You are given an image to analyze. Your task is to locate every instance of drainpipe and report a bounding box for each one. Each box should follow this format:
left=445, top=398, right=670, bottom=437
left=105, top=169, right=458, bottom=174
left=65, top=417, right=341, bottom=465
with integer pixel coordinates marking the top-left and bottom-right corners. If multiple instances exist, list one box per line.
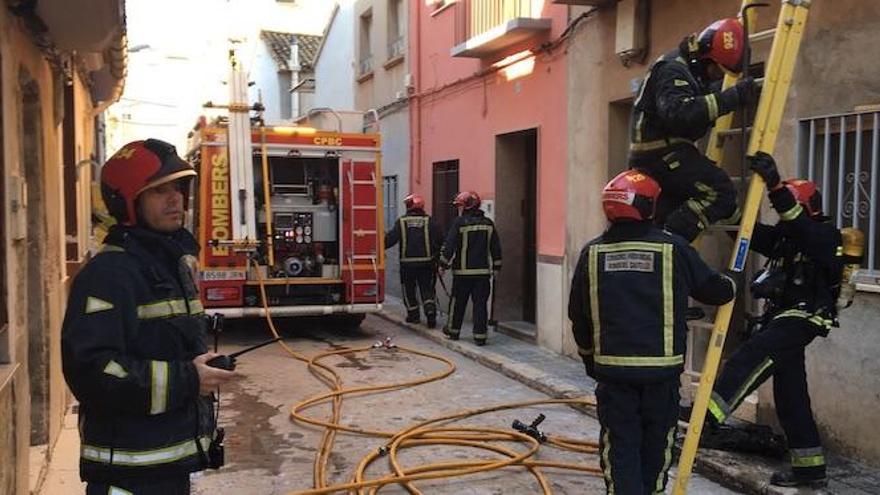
left=409, top=0, right=422, bottom=192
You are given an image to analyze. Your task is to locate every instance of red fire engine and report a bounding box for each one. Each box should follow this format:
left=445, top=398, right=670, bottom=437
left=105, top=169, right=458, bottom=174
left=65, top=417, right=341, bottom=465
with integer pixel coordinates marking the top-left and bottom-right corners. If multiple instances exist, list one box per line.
left=186, top=54, right=384, bottom=325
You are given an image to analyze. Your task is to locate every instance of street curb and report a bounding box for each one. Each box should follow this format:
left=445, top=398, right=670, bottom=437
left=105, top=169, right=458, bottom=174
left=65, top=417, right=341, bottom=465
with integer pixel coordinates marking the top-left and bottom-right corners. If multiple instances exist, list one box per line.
left=375, top=309, right=801, bottom=495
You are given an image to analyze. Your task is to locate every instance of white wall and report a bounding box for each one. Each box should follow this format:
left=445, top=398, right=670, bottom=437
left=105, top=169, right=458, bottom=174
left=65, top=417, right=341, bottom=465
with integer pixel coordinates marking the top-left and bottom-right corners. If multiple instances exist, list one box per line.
left=249, top=40, right=284, bottom=124
left=314, top=2, right=355, bottom=110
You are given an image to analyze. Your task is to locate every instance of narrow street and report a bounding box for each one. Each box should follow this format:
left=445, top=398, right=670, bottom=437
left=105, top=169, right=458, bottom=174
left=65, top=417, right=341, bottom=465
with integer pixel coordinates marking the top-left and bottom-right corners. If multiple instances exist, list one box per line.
left=190, top=315, right=737, bottom=494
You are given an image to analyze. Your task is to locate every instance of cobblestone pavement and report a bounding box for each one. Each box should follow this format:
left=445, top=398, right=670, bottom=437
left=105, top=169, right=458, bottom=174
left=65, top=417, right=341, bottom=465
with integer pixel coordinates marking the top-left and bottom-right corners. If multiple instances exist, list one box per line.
left=191, top=315, right=739, bottom=494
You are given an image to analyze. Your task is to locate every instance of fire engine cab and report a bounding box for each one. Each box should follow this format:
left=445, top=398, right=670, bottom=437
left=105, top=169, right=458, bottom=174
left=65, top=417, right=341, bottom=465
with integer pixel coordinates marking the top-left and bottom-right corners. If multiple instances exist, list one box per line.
left=186, top=53, right=384, bottom=324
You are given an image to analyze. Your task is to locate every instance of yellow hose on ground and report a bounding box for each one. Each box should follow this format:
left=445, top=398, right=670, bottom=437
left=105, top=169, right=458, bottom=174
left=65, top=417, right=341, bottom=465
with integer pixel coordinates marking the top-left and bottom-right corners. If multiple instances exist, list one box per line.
left=246, top=259, right=601, bottom=494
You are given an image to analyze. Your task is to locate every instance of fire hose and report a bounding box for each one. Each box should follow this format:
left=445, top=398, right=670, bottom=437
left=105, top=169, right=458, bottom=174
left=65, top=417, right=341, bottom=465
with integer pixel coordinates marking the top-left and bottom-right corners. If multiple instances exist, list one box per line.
left=242, top=258, right=601, bottom=494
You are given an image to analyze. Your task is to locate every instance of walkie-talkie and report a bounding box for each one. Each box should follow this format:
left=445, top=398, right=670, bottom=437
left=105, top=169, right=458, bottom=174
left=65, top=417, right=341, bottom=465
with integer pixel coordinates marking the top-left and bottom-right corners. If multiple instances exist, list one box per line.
left=205, top=337, right=283, bottom=370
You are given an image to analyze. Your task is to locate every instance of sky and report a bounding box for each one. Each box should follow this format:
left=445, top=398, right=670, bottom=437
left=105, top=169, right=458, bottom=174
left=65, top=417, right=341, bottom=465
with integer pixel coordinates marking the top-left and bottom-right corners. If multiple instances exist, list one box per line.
left=107, top=0, right=336, bottom=153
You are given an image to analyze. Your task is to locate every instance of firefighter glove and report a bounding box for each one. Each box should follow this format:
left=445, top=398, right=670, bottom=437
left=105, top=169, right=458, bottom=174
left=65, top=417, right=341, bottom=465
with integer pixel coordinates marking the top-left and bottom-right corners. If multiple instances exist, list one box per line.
left=734, top=76, right=758, bottom=105
left=748, top=151, right=780, bottom=189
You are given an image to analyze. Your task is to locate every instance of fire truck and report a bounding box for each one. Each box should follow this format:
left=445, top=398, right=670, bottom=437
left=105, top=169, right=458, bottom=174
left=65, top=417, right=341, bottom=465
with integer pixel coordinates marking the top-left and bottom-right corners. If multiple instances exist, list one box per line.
left=186, top=54, right=384, bottom=325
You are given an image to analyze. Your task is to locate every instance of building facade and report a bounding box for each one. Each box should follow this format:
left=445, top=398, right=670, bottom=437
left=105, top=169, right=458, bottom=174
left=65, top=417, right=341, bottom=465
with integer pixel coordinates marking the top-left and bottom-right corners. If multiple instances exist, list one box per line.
left=0, top=1, right=126, bottom=492
left=352, top=0, right=410, bottom=300
left=408, top=0, right=569, bottom=343
left=563, top=0, right=880, bottom=467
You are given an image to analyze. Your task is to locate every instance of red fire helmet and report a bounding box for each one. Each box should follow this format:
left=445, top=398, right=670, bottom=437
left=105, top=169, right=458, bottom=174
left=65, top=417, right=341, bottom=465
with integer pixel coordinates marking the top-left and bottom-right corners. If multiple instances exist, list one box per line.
left=697, top=18, right=745, bottom=73
left=783, top=179, right=823, bottom=218
left=100, top=139, right=196, bottom=225
left=404, top=193, right=425, bottom=210
left=453, top=191, right=481, bottom=210
left=602, top=170, right=661, bottom=222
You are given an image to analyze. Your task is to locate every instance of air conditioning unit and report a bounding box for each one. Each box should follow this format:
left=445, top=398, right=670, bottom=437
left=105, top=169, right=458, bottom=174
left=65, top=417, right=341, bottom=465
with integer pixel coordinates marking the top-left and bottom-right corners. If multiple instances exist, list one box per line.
left=615, top=0, right=648, bottom=67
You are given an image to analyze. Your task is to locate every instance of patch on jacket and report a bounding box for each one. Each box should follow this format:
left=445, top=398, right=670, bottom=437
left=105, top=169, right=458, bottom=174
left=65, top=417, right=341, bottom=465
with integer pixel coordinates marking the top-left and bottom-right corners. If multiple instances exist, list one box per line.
left=604, top=251, right=655, bottom=273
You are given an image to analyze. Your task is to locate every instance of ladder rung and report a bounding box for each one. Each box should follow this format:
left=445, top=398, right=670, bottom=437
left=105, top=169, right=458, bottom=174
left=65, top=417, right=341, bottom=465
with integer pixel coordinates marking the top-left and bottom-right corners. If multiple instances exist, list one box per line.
left=705, top=224, right=742, bottom=233
left=353, top=205, right=377, bottom=210
left=354, top=230, right=377, bottom=236
left=716, top=127, right=753, bottom=138
left=352, top=280, right=378, bottom=285
left=749, top=28, right=775, bottom=43
left=352, top=180, right=375, bottom=185
left=352, top=255, right=376, bottom=260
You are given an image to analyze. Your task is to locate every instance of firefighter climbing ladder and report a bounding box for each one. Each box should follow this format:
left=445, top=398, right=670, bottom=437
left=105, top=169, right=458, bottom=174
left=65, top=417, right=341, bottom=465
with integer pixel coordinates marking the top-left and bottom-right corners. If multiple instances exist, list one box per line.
left=674, top=1, right=813, bottom=492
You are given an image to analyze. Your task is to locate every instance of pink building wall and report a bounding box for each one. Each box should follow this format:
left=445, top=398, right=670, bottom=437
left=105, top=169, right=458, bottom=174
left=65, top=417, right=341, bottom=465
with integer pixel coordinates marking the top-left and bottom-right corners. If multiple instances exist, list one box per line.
left=409, top=2, right=569, bottom=257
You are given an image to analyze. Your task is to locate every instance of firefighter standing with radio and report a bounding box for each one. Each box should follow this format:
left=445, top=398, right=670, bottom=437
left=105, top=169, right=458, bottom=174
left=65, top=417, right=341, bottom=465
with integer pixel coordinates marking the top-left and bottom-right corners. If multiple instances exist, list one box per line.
left=439, top=191, right=502, bottom=346
left=385, top=194, right=443, bottom=327
left=62, top=139, right=238, bottom=494
left=629, top=18, right=759, bottom=242
left=568, top=170, right=735, bottom=494
left=704, top=152, right=850, bottom=488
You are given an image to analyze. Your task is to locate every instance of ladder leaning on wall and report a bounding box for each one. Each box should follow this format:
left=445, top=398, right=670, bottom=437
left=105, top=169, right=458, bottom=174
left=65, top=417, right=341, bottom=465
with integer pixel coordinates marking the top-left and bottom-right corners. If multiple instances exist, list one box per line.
left=674, top=1, right=814, bottom=493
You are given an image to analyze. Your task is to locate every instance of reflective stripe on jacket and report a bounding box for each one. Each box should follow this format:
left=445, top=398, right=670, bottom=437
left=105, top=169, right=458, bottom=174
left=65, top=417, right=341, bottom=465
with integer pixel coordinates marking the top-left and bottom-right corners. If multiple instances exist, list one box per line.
left=440, top=209, right=502, bottom=276
left=62, top=225, right=215, bottom=481
left=568, top=222, right=734, bottom=384
left=384, top=209, right=443, bottom=264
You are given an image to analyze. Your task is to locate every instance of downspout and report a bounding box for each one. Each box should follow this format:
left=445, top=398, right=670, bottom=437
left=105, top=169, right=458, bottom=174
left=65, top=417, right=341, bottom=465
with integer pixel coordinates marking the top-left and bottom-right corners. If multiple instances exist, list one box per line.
left=409, top=0, right=422, bottom=191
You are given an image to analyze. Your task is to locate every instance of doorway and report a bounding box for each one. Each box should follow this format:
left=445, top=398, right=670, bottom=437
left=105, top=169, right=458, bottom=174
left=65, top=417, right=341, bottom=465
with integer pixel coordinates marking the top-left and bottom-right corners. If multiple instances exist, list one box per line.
left=494, top=129, right=537, bottom=325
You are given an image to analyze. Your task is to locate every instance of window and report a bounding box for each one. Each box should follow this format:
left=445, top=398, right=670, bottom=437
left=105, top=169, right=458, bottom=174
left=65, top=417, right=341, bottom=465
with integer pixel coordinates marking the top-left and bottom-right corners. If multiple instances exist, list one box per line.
left=798, top=110, right=880, bottom=280
left=358, top=10, right=373, bottom=77
left=432, top=160, right=460, bottom=237
left=387, top=0, right=405, bottom=60
left=279, top=70, right=293, bottom=120
left=383, top=175, right=398, bottom=227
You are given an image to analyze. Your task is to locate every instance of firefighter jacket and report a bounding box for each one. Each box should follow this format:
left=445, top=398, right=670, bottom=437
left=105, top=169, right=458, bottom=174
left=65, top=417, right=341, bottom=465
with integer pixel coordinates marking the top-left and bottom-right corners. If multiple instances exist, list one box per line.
left=749, top=187, right=844, bottom=336
left=630, top=49, right=740, bottom=159
left=439, top=209, right=502, bottom=276
left=62, top=225, right=215, bottom=483
left=568, top=221, right=735, bottom=384
left=385, top=208, right=443, bottom=266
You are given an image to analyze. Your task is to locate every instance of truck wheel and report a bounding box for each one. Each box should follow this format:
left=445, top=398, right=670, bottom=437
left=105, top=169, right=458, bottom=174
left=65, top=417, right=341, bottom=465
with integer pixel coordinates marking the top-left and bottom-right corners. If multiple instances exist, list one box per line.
left=336, top=314, right=366, bottom=330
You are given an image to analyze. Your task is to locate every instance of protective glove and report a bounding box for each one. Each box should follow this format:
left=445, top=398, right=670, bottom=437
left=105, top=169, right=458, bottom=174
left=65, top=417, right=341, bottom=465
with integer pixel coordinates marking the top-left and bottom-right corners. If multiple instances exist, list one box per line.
left=734, top=76, right=758, bottom=105
left=748, top=151, right=781, bottom=189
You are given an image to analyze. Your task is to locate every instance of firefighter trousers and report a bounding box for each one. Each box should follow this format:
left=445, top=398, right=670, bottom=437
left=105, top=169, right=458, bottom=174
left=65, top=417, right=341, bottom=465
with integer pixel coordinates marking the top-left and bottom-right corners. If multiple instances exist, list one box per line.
left=400, top=264, right=437, bottom=322
left=445, top=275, right=490, bottom=342
left=596, top=379, right=679, bottom=495
left=709, top=316, right=826, bottom=478
left=631, top=145, right=738, bottom=242
left=86, top=475, right=191, bottom=495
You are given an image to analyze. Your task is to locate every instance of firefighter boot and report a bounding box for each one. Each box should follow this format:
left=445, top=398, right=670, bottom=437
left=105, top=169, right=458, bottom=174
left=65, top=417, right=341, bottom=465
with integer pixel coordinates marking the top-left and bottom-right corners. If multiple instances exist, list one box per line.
left=474, top=338, right=487, bottom=346
left=426, top=314, right=437, bottom=329
left=770, top=470, right=827, bottom=488
left=443, top=326, right=459, bottom=340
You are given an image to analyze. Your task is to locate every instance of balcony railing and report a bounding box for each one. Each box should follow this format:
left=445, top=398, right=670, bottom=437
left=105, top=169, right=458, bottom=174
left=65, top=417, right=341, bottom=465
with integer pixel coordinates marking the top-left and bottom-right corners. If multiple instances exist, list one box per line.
left=387, top=35, right=405, bottom=60
left=358, top=55, right=373, bottom=77
left=455, top=0, right=540, bottom=44
left=452, top=0, right=550, bottom=59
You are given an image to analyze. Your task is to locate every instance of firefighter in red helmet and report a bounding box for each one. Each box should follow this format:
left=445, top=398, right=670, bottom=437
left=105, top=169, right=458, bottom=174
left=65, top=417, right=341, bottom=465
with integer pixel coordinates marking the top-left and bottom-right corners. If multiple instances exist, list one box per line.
left=385, top=193, right=443, bottom=327
left=629, top=18, right=759, bottom=242
left=62, top=139, right=237, bottom=494
left=704, top=152, right=846, bottom=488
left=439, top=191, right=501, bottom=345
left=568, top=170, right=734, bottom=493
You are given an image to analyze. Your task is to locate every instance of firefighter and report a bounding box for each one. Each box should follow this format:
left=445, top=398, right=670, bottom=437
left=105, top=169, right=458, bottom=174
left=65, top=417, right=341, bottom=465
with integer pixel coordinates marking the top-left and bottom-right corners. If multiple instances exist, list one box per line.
left=705, top=152, right=843, bottom=488
left=62, top=139, right=238, bottom=495
left=385, top=193, right=443, bottom=327
left=568, top=170, right=735, bottom=494
left=439, top=191, right=502, bottom=346
left=629, top=18, right=759, bottom=242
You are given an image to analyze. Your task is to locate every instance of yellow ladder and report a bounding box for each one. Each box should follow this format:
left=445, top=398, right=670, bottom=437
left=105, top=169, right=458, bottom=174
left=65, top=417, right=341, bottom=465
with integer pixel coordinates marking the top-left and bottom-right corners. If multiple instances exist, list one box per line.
left=674, top=1, right=813, bottom=492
